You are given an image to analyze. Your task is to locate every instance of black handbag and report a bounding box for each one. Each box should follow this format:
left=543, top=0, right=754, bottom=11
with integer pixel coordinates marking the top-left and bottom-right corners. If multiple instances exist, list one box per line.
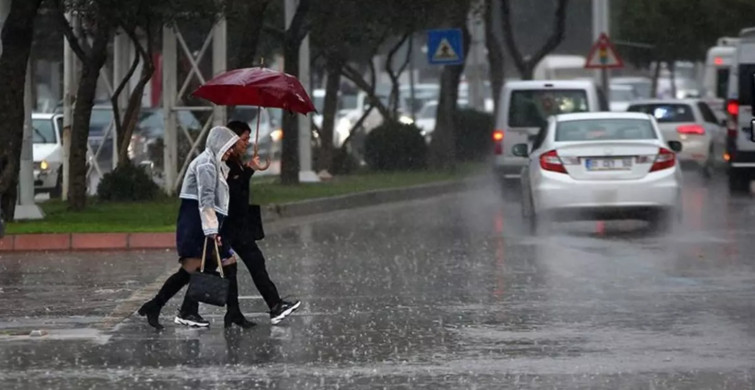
left=186, top=237, right=230, bottom=307
left=247, top=204, right=265, bottom=241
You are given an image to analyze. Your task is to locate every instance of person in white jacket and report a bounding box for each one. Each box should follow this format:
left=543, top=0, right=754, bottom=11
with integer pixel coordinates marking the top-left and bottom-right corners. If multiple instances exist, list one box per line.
left=138, top=126, right=239, bottom=330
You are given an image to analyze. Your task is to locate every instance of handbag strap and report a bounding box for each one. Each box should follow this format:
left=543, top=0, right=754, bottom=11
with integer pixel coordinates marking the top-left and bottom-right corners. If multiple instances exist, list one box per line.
left=200, top=236, right=226, bottom=278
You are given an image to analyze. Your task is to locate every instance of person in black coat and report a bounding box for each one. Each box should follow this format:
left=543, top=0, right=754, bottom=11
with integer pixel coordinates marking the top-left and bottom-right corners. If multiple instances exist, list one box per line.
left=224, top=120, right=301, bottom=326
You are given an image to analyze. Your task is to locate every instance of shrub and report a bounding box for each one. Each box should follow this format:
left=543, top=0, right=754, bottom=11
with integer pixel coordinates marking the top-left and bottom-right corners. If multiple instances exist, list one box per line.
left=97, top=163, right=160, bottom=201
left=364, top=121, right=427, bottom=171
left=454, top=109, right=494, bottom=162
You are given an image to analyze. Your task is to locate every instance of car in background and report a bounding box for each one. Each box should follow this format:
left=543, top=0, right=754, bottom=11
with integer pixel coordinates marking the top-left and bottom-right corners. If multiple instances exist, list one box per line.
left=228, top=106, right=282, bottom=159
left=627, top=99, right=725, bottom=177
left=414, top=99, right=469, bottom=143
left=513, top=112, right=683, bottom=232
left=32, top=113, right=64, bottom=197
left=609, top=84, right=639, bottom=111
left=493, top=79, right=609, bottom=181
left=128, top=108, right=204, bottom=168
left=533, top=54, right=593, bottom=80
left=611, top=76, right=653, bottom=99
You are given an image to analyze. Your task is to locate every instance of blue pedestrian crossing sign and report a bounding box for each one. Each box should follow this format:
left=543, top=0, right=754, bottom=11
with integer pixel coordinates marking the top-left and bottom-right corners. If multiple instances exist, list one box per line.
left=427, top=28, right=465, bottom=65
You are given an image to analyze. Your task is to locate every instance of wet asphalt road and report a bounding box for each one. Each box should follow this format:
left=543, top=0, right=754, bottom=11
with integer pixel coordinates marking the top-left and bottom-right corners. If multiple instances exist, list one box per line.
left=2, top=172, right=755, bottom=389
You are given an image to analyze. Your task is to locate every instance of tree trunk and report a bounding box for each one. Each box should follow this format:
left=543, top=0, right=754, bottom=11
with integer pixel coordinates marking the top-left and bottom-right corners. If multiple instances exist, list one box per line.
left=651, top=61, right=661, bottom=98
left=68, top=28, right=109, bottom=210
left=429, top=26, right=471, bottom=171
left=319, top=57, right=341, bottom=172
left=281, top=39, right=301, bottom=184
left=117, top=58, right=154, bottom=167
left=280, top=0, right=310, bottom=185
left=0, top=0, right=42, bottom=220
left=500, top=0, right=569, bottom=80
left=485, top=0, right=504, bottom=117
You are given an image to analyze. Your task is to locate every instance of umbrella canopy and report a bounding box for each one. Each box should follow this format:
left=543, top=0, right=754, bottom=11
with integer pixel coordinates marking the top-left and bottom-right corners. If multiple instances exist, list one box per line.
left=192, top=67, right=316, bottom=114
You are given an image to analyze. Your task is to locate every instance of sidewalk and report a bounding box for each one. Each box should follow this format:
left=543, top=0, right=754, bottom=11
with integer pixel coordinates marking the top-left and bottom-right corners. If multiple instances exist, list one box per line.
left=0, top=178, right=481, bottom=252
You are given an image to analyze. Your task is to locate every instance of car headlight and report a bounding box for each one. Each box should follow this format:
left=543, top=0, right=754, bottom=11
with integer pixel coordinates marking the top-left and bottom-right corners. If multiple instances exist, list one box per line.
left=40, top=160, right=49, bottom=171
left=399, top=115, right=414, bottom=125
left=270, top=129, right=283, bottom=142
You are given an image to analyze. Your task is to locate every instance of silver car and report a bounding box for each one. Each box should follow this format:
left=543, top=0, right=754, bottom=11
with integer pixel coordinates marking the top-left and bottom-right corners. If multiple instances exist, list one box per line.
left=513, top=112, right=683, bottom=233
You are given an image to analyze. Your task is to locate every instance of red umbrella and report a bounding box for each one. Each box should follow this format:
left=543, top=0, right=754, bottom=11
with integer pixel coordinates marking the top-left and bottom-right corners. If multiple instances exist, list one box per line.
left=192, top=67, right=316, bottom=114
left=192, top=67, right=316, bottom=157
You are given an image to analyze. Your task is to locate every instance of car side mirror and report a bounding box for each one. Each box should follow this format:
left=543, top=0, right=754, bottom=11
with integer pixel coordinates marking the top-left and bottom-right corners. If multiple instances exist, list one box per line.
left=668, top=140, right=683, bottom=153
left=512, top=143, right=529, bottom=157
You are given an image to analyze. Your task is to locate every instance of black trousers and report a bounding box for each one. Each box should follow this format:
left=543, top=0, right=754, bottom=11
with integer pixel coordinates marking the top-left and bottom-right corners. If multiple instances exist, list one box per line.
left=232, top=240, right=281, bottom=310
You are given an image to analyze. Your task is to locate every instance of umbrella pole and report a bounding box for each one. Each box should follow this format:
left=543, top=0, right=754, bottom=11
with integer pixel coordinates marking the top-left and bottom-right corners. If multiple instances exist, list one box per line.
left=254, top=106, right=260, bottom=158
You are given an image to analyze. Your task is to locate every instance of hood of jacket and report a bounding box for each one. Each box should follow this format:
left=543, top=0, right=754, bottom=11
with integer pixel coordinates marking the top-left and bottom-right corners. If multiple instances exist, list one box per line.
left=178, top=126, right=239, bottom=235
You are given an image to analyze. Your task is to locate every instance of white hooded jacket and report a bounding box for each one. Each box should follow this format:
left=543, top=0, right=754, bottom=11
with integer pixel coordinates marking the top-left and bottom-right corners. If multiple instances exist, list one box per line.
left=179, top=126, right=239, bottom=235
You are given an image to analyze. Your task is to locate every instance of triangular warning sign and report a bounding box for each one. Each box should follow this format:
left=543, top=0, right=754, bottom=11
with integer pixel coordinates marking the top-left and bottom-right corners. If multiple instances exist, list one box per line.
left=585, top=33, right=624, bottom=69
left=432, top=38, right=460, bottom=62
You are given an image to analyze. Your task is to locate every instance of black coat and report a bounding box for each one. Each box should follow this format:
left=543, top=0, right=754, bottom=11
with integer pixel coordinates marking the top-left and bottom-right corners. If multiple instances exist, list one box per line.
left=221, top=159, right=254, bottom=245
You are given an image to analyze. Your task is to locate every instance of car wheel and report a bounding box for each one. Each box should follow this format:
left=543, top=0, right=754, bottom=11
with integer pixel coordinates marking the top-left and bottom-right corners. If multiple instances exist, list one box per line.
left=728, top=170, right=750, bottom=193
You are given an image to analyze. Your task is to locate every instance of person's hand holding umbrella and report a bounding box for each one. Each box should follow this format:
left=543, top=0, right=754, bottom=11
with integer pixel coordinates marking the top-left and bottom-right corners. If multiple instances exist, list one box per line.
left=247, top=155, right=270, bottom=171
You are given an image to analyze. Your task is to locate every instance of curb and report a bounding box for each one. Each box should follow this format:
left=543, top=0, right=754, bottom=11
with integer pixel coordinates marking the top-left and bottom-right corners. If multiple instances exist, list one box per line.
left=0, top=178, right=484, bottom=252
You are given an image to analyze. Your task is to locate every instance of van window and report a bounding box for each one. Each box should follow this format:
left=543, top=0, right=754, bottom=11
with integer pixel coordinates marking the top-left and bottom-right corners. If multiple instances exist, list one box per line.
left=32, top=119, right=56, bottom=144
left=508, top=89, right=589, bottom=128
left=738, top=64, right=755, bottom=105
left=716, top=68, right=729, bottom=99
left=628, top=104, right=695, bottom=123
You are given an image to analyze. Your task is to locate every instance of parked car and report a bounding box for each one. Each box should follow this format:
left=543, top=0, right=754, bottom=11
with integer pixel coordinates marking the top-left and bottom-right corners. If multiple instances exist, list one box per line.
left=513, top=112, right=683, bottom=232
left=627, top=99, right=725, bottom=177
left=31, top=113, right=64, bottom=197
left=128, top=108, right=204, bottom=168
left=493, top=79, right=609, bottom=181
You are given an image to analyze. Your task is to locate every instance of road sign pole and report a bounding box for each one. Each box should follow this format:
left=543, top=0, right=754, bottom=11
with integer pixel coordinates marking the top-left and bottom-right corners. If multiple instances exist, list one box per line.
left=592, top=0, right=610, bottom=101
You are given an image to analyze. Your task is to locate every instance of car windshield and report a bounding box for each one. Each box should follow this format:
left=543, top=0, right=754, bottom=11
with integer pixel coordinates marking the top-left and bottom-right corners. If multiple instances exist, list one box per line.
left=32, top=118, right=56, bottom=144
left=509, top=89, right=589, bottom=128
left=556, top=118, right=657, bottom=141
left=419, top=103, right=437, bottom=119
left=628, top=104, right=695, bottom=123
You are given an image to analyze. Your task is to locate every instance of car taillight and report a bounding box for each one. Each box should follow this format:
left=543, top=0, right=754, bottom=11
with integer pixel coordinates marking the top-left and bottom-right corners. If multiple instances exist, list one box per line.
left=677, top=124, right=705, bottom=135
left=493, top=129, right=504, bottom=155
left=726, top=99, right=739, bottom=139
left=727, top=100, right=738, bottom=117
left=650, top=147, right=676, bottom=172
left=539, top=150, right=567, bottom=174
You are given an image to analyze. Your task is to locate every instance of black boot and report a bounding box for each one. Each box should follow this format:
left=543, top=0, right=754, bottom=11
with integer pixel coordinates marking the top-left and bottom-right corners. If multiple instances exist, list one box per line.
left=224, top=263, right=256, bottom=329
left=138, top=268, right=191, bottom=330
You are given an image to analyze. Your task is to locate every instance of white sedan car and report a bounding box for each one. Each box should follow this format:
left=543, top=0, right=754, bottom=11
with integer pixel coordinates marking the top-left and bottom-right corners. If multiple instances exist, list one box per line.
left=627, top=99, right=725, bottom=177
left=513, top=112, right=683, bottom=232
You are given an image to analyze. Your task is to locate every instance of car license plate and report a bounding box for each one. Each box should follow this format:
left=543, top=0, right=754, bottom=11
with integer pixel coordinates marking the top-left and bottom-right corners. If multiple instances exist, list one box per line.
left=585, top=157, right=632, bottom=171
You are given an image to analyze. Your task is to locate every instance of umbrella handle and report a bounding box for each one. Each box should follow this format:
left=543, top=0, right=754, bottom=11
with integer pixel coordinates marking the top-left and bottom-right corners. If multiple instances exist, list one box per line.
left=253, top=106, right=261, bottom=158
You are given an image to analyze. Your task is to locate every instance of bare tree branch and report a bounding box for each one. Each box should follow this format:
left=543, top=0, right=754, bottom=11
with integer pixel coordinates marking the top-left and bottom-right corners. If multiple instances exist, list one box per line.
left=529, top=0, right=569, bottom=67
left=49, top=1, right=90, bottom=61
left=384, top=33, right=410, bottom=116
left=499, top=0, right=526, bottom=75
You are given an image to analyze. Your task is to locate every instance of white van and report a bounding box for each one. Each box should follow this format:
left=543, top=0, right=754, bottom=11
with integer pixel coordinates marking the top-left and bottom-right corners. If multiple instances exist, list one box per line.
left=532, top=55, right=594, bottom=80
left=703, top=37, right=739, bottom=120
left=32, top=113, right=64, bottom=197
left=725, top=27, right=755, bottom=192
left=493, top=80, right=608, bottom=180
